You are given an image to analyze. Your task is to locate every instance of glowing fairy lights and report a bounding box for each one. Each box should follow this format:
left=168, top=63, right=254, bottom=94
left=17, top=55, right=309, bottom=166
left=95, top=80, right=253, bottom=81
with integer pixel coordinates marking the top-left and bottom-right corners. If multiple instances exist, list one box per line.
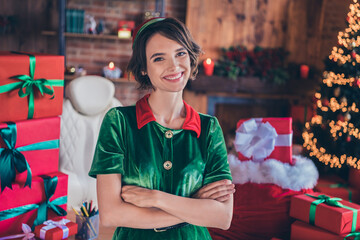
left=322, top=71, right=357, bottom=87
left=315, top=96, right=359, bottom=113
left=303, top=117, right=360, bottom=169
left=329, top=120, right=360, bottom=139
left=303, top=0, right=360, bottom=169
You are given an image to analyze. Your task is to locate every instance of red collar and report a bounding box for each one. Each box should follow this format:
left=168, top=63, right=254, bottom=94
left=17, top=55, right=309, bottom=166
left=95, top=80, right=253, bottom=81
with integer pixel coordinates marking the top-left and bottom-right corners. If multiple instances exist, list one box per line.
left=136, top=94, right=201, bottom=138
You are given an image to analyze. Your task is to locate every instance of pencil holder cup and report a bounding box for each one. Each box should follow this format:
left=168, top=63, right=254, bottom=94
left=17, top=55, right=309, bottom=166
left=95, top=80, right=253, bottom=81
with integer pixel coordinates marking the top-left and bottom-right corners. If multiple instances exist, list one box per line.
left=75, top=214, right=99, bottom=240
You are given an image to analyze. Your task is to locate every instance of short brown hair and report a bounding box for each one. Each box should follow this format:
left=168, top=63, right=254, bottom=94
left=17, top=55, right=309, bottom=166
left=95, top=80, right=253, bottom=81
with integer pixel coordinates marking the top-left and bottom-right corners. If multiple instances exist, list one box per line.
left=127, top=18, right=202, bottom=89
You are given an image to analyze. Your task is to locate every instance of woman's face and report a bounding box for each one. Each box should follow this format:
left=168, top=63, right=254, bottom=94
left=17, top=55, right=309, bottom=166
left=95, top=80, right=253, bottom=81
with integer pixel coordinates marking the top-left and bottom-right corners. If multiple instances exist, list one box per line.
left=145, top=33, right=191, bottom=93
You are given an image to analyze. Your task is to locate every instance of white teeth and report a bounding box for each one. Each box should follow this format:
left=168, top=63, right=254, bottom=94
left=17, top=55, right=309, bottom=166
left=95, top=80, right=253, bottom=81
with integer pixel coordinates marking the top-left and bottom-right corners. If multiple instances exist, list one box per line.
left=164, top=72, right=182, bottom=80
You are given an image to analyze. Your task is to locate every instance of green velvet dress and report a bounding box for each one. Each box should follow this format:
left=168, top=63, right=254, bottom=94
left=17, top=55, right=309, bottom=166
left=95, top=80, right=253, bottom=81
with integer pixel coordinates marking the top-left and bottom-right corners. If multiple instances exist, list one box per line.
left=89, top=96, right=232, bottom=240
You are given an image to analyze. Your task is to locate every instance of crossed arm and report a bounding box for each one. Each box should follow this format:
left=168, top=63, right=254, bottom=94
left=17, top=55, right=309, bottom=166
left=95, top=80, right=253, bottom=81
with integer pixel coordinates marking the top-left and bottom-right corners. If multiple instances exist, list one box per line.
left=97, top=173, right=235, bottom=230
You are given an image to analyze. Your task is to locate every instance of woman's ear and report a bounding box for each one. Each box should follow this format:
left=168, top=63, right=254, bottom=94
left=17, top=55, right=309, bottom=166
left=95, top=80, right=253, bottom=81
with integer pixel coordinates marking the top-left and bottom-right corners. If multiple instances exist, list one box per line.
left=141, top=71, right=147, bottom=76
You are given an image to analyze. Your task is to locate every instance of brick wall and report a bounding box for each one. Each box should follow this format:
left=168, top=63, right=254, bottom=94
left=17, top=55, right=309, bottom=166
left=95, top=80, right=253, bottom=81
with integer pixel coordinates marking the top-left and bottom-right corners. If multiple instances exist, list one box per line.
left=65, top=0, right=187, bottom=75
left=114, top=82, right=151, bottom=106
left=65, top=0, right=186, bottom=104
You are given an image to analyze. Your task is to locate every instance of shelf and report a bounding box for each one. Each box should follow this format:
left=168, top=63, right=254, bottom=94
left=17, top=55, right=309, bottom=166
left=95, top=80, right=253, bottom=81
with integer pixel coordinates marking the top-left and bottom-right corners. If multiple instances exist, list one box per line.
left=64, top=74, right=136, bottom=84
left=41, top=31, right=132, bottom=41
left=187, top=75, right=314, bottom=103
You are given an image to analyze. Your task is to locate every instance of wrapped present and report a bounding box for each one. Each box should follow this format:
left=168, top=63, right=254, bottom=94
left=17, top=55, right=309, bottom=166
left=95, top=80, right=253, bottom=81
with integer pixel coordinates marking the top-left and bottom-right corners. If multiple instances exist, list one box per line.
left=0, top=51, right=64, bottom=122
left=315, top=177, right=360, bottom=203
left=234, top=118, right=293, bottom=164
left=289, top=193, right=360, bottom=234
left=34, top=218, right=77, bottom=240
left=291, top=220, right=360, bottom=240
left=0, top=117, right=60, bottom=191
left=0, top=172, right=68, bottom=236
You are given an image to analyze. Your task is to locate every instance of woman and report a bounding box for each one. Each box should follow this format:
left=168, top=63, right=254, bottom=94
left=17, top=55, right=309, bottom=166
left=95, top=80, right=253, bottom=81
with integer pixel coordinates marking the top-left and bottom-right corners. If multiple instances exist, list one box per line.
left=89, top=17, right=234, bottom=240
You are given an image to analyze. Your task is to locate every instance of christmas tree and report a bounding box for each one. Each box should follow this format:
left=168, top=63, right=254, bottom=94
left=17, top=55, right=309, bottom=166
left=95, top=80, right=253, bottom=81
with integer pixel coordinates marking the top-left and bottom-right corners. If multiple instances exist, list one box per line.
left=303, top=0, right=360, bottom=172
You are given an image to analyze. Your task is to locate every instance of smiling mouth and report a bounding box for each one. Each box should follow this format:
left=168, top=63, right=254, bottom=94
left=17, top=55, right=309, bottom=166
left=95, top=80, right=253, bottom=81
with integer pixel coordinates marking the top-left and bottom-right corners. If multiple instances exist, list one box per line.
left=163, top=72, right=184, bottom=81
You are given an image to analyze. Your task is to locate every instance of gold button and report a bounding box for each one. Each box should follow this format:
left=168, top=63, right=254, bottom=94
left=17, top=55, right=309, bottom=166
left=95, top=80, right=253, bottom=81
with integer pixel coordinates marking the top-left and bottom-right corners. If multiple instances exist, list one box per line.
left=165, top=130, right=173, bottom=139
left=163, top=161, right=172, bottom=170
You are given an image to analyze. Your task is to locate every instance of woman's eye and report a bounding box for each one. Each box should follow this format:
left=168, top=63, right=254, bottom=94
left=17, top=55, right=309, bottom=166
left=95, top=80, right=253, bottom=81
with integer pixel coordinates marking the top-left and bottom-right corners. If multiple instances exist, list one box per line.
left=177, top=51, right=187, bottom=57
left=153, top=57, right=163, bottom=62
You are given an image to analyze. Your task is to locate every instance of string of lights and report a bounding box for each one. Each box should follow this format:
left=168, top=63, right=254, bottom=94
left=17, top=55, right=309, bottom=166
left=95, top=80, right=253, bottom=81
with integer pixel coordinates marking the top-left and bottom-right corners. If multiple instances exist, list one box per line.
left=303, top=120, right=360, bottom=169
left=322, top=71, right=356, bottom=87
left=315, top=96, right=359, bottom=113
left=303, top=0, right=360, bottom=169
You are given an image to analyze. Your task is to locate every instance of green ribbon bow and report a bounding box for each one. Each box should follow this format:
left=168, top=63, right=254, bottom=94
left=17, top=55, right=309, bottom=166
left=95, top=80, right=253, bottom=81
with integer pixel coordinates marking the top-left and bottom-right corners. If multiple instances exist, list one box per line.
left=0, top=52, right=64, bottom=119
left=32, top=175, right=67, bottom=227
left=306, top=194, right=358, bottom=232
left=344, top=232, right=360, bottom=240
left=0, top=122, right=59, bottom=191
left=0, top=175, right=67, bottom=228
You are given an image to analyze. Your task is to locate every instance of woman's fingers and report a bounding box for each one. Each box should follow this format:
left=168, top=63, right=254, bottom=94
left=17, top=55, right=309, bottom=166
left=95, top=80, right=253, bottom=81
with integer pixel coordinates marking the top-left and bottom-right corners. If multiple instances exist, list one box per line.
left=215, top=194, right=231, bottom=202
left=199, top=179, right=232, bottom=193
left=193, top=179, right=235, bottom=200
left=209, top=188, right=235, bottom=200
left=203, top=183, right=235, bottom=198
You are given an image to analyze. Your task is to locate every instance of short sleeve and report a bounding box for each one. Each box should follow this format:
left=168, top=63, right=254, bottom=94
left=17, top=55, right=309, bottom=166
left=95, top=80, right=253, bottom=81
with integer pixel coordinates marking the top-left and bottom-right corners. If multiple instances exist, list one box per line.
left=203, top=117, right=233, bottom=185
left=89, top=108, right=126, bottom=178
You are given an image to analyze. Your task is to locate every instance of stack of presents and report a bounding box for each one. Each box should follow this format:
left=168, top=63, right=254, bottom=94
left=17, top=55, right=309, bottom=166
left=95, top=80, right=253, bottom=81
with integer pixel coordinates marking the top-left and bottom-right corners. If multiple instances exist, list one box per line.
left=209, top=117, right=360, bottom=240
left=0, top=52, right=77, bottom=239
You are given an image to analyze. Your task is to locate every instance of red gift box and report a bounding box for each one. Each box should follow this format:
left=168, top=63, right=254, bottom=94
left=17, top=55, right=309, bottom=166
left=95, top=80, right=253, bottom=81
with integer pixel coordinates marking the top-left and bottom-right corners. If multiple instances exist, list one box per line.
left=0, top=117, right=60, bottom=190
left=289, top=192, right=360, bottom=234
left=291, top=220, right=357, bottom=240
left=235, top=118, right=293, bottom=164
left=0, top=172, right=68, bottom=236
left=314, top=177, right=360, bottom=203
left=34, top=218, right=77, bottom=240
left=0, top=51, right=64, bottom=122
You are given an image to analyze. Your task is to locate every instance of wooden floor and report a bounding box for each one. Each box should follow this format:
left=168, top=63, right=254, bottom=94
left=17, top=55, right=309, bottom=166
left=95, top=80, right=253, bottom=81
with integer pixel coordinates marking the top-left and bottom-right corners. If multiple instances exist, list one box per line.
left=67, top=210, right=116, bottom=239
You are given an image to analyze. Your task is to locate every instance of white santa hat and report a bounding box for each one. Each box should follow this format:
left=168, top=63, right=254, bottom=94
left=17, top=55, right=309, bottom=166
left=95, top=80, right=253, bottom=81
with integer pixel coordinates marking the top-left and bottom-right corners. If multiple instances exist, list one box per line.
left=228, top=154, right=319, bottom=191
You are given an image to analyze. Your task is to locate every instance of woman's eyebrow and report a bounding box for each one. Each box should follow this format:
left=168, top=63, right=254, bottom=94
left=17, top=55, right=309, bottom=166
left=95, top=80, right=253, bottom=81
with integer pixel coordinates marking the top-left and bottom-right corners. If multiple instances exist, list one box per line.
left=150, top=52, right=164, bottom=60
left=150, top=47, right=187, bottom=60
left=176, top=47, right=186, bottom=52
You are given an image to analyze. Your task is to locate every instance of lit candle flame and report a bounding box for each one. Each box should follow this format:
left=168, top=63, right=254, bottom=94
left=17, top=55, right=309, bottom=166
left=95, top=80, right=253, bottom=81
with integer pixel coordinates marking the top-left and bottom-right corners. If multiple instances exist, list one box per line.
left=205, top=58, right=212, bottom=65
left=108, top=62, right=115, bottom=70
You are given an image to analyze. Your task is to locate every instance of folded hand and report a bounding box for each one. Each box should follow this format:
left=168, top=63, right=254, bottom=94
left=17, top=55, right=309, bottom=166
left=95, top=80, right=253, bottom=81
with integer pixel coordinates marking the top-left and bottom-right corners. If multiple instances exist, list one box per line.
left=121, top=185, right=157, bottom=208
left=192, top=179, right=235, bottom=202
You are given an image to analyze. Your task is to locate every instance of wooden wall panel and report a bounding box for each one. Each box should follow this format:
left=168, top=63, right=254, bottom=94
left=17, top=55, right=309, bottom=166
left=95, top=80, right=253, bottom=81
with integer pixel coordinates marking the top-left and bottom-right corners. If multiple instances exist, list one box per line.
left=186, top=0, right=351, bottom=69
left=186, top=0, right=290, bottom=60
left=0, top=0, right=57, bottom=53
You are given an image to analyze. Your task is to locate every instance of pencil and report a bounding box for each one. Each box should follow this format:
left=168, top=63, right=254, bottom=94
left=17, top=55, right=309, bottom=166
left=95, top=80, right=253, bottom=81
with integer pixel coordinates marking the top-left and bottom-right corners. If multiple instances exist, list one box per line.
left=71, top=206, right=81, bottom=217
left=89, top=200, right=93, bottom=215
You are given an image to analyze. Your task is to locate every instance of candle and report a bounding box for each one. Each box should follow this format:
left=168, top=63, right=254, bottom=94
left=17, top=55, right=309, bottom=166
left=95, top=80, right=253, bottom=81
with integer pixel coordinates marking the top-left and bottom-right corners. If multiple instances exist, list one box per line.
left=300, top=64, right=309, bottom=79
left=103, top=62, right=121, bottom=79
left=108, top=62, right=115, bottom=70
left=118, top=20, right=135, bottom=39
left=203, top=58, right=214, bottom=76
left=118, top=29, right=132, bottom=39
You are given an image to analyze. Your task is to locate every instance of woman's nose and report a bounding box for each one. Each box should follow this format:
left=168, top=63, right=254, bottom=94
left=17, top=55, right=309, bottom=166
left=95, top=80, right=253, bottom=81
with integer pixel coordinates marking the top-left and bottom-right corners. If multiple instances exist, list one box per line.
left=168, top=57, right=179, bottom=70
